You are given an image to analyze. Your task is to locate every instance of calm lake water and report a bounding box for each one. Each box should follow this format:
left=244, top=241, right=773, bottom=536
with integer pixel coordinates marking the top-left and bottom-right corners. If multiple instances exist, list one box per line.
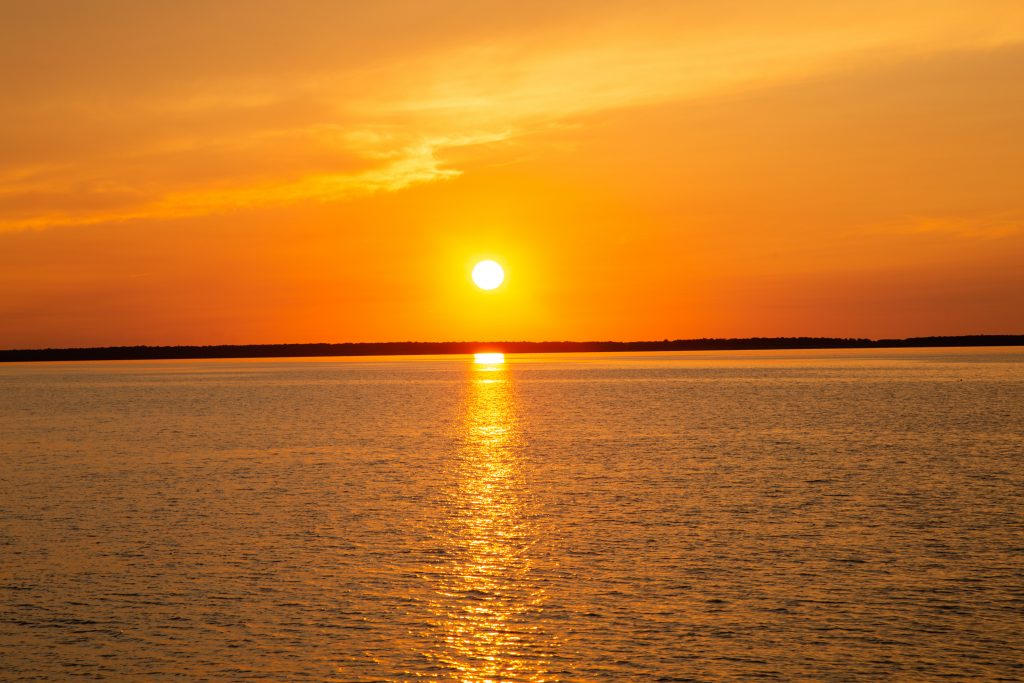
left=1, top=348, right=1022, bottom=681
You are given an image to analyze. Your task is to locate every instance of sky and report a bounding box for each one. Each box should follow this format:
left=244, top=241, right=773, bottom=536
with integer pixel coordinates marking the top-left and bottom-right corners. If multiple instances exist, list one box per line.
left=2, top=0, right=1022, bottom=348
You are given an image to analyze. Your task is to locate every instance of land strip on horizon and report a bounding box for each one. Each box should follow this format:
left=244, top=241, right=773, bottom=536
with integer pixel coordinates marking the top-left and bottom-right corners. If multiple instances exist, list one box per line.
left=1, top=336, right=1022, bottom=363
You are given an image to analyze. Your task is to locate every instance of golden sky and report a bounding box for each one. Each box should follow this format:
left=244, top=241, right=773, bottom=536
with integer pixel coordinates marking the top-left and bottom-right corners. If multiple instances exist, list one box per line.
left=2, top=0, right=1022, bottom=347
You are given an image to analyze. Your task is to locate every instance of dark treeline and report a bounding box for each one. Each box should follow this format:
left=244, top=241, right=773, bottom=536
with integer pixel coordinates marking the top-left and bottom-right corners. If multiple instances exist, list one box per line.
left=1, top=335, right=1022, bottom=362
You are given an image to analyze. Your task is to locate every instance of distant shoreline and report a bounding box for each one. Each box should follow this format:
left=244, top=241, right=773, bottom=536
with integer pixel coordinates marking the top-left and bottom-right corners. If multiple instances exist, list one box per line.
left=1, top=335, right=1022, bottom=363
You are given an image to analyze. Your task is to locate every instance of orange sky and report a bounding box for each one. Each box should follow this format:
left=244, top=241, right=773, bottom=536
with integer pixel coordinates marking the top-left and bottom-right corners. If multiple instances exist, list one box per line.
left=2, top=1, right=1022, bottom=347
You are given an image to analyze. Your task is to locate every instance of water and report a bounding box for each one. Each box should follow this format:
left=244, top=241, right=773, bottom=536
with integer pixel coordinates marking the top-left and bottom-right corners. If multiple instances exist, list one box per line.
left=1, top=348, right=1022, bottom=681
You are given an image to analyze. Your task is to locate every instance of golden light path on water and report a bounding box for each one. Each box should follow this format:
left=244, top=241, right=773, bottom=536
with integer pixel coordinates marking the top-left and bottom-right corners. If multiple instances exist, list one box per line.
left=425, top=353, right=553, bottom=681
left=3, top=350, right=1024, bottom=680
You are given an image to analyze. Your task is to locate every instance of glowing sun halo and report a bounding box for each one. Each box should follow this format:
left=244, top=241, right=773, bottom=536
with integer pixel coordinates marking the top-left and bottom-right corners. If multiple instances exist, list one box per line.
left=472, top=260, right=504, bottom=290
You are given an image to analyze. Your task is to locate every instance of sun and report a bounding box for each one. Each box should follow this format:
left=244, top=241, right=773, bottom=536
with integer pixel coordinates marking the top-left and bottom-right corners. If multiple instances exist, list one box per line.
left=471, top=260, right=504, bottom=290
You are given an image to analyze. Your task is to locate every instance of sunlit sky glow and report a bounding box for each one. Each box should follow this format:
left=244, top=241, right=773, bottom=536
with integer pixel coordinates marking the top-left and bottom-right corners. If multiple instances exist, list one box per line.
left=1, top=1, right=1022, bottom=347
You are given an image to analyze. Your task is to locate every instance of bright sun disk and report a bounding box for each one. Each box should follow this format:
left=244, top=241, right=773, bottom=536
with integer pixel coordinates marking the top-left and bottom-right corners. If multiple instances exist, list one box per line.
left=472, top=260, right=504, bottom=290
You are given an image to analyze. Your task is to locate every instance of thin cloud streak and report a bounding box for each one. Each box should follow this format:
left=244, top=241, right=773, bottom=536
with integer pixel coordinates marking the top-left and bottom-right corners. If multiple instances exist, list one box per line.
left=1, top=0, right=1022, bottom=232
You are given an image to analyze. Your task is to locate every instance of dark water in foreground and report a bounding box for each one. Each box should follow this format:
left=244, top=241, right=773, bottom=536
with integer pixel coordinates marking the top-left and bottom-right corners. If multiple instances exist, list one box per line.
left=1, top=348, right=1022, bottom=681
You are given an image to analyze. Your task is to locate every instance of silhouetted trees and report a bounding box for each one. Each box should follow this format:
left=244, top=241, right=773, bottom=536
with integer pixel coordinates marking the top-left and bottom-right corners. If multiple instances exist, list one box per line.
left=1, top=335, right=1021, bottom=362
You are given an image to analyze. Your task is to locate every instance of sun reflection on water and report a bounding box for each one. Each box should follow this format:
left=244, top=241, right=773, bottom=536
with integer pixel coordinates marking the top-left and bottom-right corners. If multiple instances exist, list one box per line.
left=426, top=358, right=551, bottom=681
left=473, top=352, right=505, bottom=366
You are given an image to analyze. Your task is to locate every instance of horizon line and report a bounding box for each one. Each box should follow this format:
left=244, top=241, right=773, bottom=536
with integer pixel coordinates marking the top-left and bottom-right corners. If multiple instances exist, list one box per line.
left=2, top=334, right=1023, bottom=363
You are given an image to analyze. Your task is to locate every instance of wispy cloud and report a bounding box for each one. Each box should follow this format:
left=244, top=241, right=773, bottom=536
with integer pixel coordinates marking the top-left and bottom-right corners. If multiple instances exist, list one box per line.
left=871, top=213, right=1023, bottom=240
left=1, top=0, right=1021, bottom=231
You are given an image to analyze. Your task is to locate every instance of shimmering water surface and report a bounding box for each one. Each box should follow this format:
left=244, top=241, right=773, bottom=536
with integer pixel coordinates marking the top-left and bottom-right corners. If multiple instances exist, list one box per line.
left=1, top=348, right=1022, bottom=681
